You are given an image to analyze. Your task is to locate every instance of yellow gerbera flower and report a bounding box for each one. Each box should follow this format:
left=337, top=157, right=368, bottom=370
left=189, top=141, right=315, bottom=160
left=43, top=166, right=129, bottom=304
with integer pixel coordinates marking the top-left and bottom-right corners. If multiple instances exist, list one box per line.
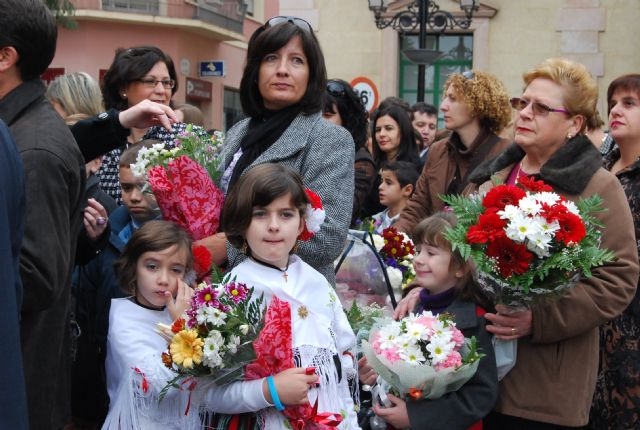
left=170, top=329, right=204, bottom=369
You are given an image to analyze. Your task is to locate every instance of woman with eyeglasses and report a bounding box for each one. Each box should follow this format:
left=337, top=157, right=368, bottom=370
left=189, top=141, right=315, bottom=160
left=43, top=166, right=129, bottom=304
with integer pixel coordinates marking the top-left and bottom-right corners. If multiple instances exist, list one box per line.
left=393, top=70, right=512, bottom=236
left=589, top=74, right=640, bottom=430
left=322, top=78, right=374, bottom=225
left=203, top=17, right=354, bottom=287
left=98, top=46, right=208, bottom=203
left=464, top=59, right=638, bottom=429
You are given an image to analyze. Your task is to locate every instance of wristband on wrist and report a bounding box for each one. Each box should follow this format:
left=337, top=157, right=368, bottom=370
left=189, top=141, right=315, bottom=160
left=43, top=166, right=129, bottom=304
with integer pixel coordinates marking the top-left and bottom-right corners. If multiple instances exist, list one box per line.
left=267, top=376, right=285, bottom=411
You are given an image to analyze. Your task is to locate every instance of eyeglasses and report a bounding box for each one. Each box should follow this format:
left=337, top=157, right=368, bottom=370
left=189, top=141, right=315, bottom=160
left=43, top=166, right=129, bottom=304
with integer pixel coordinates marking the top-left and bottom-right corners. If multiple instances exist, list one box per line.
left=327, top=80, right=347, bottom=97
left=137, top=78, right=175, bottom=89
left=510, top=97, right=570, bottom=116
left=265, top=16, right=313, bottom=33
left=462, top=70, right=475, bottom=80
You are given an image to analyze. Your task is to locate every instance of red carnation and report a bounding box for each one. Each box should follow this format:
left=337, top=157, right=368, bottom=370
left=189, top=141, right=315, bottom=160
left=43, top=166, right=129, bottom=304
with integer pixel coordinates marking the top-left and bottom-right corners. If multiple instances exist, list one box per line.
left=482, top=185, right=527, bottom=213
left=554, top=211, right=586, bottom=245
left=192, top=244, right=212, bottom=281
left=171, top=318, right=185, bottom=334
left=466, top=212, right=507, bottom=244
left=486, top=236, right=533, bottom=278
left=517, top=176, right=554, bottom=192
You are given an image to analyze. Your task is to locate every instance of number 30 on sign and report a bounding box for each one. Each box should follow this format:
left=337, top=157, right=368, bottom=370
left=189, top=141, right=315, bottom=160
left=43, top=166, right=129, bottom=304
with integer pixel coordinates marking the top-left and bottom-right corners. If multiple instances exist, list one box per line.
left=350, top=76, right=379, bottom=113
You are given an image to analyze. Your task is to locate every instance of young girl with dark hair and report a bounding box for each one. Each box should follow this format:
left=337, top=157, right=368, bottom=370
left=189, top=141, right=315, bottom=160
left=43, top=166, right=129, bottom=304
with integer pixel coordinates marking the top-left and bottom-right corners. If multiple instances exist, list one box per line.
left=210, top=163, right=359, bottom=430
left=368, top=212, right=497, bottom=430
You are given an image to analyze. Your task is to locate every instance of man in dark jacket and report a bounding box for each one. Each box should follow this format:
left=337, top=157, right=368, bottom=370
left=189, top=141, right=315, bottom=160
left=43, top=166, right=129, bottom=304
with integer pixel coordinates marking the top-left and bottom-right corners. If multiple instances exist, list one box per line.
left=0, top=119, right=28, bottom=429
left=0, top=1, right=86, bottom=428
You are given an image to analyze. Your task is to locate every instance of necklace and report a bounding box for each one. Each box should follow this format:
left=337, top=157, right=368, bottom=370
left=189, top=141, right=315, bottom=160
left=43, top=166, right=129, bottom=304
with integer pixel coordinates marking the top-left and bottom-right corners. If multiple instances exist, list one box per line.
left=251, top=257, right=290, bottom=282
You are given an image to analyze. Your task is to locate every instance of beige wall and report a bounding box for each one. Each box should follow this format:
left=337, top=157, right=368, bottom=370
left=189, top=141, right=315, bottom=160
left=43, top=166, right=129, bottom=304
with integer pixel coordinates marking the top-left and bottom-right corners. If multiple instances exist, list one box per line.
left=306, top=0, right=639, bottom=115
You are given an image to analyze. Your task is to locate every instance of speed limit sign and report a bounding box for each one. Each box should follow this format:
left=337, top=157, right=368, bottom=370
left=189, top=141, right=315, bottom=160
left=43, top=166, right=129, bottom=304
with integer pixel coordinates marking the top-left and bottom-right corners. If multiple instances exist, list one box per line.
left=350, top=76, right=379, bottom=113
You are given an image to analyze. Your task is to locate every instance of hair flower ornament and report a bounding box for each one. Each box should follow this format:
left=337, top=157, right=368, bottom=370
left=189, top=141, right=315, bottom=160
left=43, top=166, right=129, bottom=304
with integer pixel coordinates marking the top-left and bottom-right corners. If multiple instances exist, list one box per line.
left=298, top=188, right=325, bottom=241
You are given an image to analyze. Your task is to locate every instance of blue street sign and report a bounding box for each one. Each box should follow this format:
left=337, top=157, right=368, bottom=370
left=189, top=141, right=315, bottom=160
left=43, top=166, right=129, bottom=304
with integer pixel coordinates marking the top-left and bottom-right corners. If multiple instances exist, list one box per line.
left=199, top=61, right=224, bottom=77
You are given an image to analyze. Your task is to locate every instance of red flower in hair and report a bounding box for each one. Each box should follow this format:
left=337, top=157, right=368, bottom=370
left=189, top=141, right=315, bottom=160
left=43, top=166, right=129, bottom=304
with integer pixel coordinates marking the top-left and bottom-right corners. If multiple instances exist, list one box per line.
left=482, top=185, right=526, bottom=213
left=466, top=212, right=507, bottom=244
left=486, top=236, right=533, bottom=278
left=517, top=176, right=554, bottom=192
left=192, top=245, right=212, bottom=281
left=554, top=211, right=586, bottom=245
left=298, top=189, right=325, bottom=242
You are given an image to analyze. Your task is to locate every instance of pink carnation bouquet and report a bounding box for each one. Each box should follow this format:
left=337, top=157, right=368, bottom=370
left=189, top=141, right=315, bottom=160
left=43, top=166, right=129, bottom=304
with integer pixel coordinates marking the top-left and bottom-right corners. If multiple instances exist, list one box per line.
left=361, top=311, right=482, bottom=400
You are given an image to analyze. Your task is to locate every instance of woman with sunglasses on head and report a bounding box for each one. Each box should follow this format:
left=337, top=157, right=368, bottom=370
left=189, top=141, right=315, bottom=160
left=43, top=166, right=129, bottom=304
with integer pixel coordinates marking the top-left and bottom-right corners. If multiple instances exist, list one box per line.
left=589, top=74, right=640, bottom=430
left=393, top=70, right=512, bottom=236
left=463, top=59, right=638, bottom=429
left=322, top=78, right=374, bottom=225
left=205, top=17, right=354, bottom=285
left=98, top=46, right=208, bottom=203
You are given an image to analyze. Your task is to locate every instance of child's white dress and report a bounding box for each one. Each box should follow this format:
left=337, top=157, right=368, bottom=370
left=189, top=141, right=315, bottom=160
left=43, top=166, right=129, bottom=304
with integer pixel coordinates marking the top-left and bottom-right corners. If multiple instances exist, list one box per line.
left=203, top=255, right=360, bottom=430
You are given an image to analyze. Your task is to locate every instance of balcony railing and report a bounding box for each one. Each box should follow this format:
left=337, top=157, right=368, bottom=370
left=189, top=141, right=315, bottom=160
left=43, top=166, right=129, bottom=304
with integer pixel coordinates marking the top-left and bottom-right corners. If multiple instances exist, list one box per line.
left=95, top=0, right=245, bottom=33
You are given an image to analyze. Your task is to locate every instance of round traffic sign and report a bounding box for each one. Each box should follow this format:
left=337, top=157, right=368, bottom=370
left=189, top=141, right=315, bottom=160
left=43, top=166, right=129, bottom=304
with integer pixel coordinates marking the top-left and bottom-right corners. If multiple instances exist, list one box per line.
left=350, top=76, right=379, bottom=113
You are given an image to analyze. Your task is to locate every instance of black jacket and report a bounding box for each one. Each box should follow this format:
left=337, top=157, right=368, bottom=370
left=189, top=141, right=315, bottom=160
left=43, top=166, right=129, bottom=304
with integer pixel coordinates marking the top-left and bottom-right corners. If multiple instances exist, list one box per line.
left=407, top=299, right=498, bottom=430
left=0, top=79, right=85, bottom=430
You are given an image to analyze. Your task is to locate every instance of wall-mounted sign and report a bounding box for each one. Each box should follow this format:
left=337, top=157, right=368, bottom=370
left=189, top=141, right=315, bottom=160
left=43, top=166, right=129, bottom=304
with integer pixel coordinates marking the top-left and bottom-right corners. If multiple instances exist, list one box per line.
left=41, top=67, right=65, bottom=85
left=186, top=77, right=212, bottom=101
left=199, top=61, right=224, bottom=77
left=350, top=76, right=379, bottom=113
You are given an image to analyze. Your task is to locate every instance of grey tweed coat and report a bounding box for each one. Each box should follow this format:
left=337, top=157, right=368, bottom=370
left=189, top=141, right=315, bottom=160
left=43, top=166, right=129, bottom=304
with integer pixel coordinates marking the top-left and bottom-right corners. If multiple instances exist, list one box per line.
left=222, top=112, right=355, bottom=285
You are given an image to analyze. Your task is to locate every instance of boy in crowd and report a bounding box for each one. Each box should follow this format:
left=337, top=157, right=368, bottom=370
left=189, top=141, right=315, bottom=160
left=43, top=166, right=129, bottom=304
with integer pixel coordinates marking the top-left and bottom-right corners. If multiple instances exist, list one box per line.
left=411, top=102, right=438, bottom=163
left=373, top=161, right=420, bottom=232
left=70, top=140, right=160, bottom=427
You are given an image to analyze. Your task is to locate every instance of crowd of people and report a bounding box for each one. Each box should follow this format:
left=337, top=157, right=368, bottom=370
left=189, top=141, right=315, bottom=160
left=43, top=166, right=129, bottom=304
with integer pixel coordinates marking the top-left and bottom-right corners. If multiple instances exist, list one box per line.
left=0, top=1, right=639, bottom=429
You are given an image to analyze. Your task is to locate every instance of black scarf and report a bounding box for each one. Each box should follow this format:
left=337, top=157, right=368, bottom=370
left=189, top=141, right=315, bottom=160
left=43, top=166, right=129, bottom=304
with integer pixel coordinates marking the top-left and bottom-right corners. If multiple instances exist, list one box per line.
left=228, top=104, right=302, bottom=191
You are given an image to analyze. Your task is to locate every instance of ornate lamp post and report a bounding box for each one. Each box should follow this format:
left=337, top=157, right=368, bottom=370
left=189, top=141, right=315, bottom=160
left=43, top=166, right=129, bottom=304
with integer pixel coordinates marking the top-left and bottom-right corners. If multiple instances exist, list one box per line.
left=367, top=0, right=479, bottom=102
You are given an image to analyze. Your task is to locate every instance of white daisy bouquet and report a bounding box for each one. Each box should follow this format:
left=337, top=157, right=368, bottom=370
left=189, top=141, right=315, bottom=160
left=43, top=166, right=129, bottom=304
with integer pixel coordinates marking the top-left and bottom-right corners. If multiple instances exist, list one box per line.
left=156, top=275, right=264, bottom=400
left=361, top=311, right=482, bottom=400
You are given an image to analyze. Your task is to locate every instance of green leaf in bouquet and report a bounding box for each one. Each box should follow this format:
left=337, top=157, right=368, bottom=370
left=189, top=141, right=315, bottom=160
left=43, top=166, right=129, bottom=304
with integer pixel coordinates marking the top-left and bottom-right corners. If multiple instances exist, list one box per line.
left=159, top=374, right=184, bottom=402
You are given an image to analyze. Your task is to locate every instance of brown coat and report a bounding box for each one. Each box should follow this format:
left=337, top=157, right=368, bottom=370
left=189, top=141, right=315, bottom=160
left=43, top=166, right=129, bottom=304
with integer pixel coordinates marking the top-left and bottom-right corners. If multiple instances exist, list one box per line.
left=470, top=137, right=639, bottom=426
left=395, top=129, right=511, bottom=234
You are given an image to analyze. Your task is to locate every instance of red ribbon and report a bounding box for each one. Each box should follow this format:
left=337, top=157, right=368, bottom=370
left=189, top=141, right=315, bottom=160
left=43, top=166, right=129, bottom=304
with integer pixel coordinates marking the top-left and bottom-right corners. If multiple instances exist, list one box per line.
left=180, top=377, right=198, bottom=416
left=288, top=398, right=342, bottom=430
left=132, top=367, right=149, bottom=394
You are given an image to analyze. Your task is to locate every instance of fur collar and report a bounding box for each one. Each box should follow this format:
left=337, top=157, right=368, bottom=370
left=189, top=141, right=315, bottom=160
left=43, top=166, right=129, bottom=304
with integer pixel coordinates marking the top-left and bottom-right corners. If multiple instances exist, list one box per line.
left=469, top=135, right=603, bottom=195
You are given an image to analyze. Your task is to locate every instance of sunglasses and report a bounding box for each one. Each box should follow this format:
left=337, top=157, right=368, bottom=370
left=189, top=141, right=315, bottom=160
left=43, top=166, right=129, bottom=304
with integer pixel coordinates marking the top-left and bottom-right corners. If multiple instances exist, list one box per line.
left=327, top=81, right=347, bottom=97
left=265, top=16, right=313, bottom=33
left=510, top=97, right=570, bottom=116
left=462, top=70, right=475, bottom=80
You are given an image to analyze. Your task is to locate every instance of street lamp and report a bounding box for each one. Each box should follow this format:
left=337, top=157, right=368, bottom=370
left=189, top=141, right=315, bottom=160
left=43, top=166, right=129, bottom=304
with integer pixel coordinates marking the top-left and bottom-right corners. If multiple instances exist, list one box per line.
left=367, top=0, right=479, bottom=102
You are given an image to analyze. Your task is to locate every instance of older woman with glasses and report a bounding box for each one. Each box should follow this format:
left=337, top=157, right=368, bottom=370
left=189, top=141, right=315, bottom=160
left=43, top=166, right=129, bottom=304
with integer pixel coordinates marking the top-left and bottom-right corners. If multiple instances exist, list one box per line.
left=589, top=74, right=640, bottom=430
left=98, top=46, right=208, bottom=203
left=466, top=58, right=639, bottom=429
left=204, top=17, right=354, bottom=285
left=322, top=78, right=374, bottom=225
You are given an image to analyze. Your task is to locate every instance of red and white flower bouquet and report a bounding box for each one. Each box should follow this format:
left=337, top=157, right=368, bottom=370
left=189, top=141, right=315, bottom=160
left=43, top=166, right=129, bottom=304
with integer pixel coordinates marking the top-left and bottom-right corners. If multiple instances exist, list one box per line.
left=130, top=125, right=225, bottom=240
left=361, top=311, right=483, bottom=400
left=442, top=176, right=614, bottom=309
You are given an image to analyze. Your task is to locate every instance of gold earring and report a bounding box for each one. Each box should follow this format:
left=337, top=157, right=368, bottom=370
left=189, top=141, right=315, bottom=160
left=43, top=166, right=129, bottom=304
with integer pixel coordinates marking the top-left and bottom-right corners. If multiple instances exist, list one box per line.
left=240, top=241, right=247, bottom=255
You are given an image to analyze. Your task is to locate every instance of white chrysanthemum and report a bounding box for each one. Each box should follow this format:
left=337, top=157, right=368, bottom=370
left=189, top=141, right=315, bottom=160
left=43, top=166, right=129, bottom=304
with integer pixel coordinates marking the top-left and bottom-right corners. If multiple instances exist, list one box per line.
left=378, top=322, right=402, bottom=349
left=534, top=191, right=561, bottom=206
left=518, top=195, right=542, bottom=215
left=405, top=320, right=428, bottom=340
left=129, top=162, right=147, bottom=178
left=400, top=345, right=426, bottom=365
left=226, top=334, right=241, bottom=354
left=239, top=324, right=249, bottom=335
left=506, top=214, right=541, bottom=243
left=196, top=306, right=227, bottom=326
left=498, top=204, right=523, bottom=221
left=372, top=234, right=385, bottom=252
left=305, top=206, right=325, bottom=233
left=386, top=266, right=404, bottom=291
left=426, top=337, right=454, bottom=365
left=202, top=350, right=223, bottom=368
left=202, top=331, right=224, bottom=367
left=526, top=232, right=553, bottom=257
left=562, top=200, right=581, bottom=216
